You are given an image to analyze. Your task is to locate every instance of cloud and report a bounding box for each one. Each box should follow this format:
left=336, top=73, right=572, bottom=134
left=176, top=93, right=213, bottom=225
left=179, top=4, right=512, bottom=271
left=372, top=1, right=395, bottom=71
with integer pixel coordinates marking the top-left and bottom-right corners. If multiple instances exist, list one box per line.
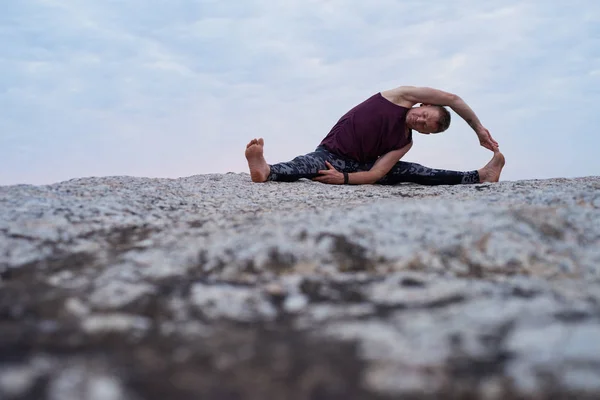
left=1, top=0, right=599, bottom=185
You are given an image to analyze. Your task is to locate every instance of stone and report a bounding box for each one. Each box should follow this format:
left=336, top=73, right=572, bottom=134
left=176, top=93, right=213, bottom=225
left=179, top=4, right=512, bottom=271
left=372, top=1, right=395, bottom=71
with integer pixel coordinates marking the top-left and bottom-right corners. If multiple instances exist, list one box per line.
left=1, top=174, right=600, bottom=399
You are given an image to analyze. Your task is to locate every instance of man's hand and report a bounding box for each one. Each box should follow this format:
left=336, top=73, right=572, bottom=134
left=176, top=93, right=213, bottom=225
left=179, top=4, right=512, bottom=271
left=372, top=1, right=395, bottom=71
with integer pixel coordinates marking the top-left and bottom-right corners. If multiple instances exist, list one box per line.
left=476, top=126, right=499, bottom=152
left=312, top=161, right=344, bottom=184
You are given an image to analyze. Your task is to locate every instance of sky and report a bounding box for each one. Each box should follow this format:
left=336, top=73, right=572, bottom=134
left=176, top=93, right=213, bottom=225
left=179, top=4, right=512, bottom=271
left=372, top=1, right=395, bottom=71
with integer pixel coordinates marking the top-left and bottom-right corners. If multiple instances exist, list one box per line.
left=1, top=0, right=599, bottom=186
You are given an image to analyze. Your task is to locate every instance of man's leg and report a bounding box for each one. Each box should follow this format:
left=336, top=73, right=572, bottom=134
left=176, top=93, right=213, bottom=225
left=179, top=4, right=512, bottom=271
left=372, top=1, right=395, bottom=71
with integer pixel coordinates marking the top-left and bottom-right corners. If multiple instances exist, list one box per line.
left=267, top=149, right=330, bottom=182
left=245, top=138, right=362, bottom=182
left=269, top=147, right=366, bottom=182
left=376, top=152, right=505, bottom=186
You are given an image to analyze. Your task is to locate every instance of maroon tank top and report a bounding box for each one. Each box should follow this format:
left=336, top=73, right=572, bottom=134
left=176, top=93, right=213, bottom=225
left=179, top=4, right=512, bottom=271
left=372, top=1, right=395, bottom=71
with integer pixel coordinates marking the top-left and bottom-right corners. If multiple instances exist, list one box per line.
left=319, top=93, right=412, bottom=163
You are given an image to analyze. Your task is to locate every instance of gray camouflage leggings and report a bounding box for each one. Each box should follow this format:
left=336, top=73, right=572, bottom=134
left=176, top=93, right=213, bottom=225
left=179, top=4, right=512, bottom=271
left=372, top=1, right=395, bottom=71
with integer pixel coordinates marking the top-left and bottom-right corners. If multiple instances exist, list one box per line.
left=268, top=146, right=479, bottom=185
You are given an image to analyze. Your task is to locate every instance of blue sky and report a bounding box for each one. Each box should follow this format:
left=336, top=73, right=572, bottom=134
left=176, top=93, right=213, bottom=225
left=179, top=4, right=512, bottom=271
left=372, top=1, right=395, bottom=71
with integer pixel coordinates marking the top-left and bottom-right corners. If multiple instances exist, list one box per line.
left=1, top=0, right=599, bottom=185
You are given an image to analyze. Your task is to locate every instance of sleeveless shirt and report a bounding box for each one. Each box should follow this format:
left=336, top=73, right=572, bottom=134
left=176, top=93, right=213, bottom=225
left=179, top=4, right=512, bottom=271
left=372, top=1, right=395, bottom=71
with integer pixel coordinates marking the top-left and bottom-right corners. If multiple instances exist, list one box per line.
left=319, top=93, right=412, bottom=163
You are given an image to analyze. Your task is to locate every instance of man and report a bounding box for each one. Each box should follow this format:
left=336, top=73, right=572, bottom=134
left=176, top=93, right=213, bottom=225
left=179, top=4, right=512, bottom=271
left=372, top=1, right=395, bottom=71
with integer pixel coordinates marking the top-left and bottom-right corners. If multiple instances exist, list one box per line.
left=245, top=86, right=505, bottom=185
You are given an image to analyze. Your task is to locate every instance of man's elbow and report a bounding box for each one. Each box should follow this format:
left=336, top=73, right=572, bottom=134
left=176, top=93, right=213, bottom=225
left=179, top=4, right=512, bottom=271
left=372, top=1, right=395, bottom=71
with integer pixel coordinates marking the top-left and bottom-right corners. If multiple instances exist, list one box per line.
left=368, top=170, right=386, bottom=184
left=448, top=93, right=462, bottom=106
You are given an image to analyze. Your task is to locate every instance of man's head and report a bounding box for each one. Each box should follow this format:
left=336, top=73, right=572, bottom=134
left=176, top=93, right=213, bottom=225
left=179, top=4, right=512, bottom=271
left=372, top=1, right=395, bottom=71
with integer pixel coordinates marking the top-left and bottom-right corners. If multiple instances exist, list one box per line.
left=406, top=104, right=451, bottom=134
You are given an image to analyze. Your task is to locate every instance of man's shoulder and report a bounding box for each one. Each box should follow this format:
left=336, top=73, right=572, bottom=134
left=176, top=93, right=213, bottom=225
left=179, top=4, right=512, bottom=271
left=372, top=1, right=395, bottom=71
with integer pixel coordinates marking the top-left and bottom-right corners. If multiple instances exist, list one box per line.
left=380, top=87, right=415, bottom=108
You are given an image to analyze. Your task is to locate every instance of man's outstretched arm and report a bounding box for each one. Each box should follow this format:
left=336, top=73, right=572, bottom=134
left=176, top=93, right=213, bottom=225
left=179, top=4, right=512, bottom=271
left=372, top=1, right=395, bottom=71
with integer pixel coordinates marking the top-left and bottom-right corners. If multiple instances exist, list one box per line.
left=383, top=86, right=499, bottom=151
left=313, top=142, right=413, bottom=185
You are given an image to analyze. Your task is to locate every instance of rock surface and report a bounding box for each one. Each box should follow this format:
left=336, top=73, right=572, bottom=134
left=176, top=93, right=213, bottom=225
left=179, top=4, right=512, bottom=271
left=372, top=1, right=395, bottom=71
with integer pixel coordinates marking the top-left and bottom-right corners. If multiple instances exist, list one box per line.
left=1, top=174, right=600, bottom=399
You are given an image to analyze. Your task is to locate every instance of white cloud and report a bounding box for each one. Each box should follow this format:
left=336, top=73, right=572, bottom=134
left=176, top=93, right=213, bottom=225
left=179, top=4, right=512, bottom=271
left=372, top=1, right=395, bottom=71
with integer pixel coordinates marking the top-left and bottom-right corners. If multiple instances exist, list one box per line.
left=1, top=0, right=599, bottom=185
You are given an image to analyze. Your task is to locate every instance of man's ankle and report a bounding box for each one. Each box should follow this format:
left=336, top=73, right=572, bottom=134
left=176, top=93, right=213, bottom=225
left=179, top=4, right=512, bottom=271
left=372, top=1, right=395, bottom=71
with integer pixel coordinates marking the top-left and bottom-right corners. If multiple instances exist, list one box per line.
left=477, top=168, right=486, bottom=183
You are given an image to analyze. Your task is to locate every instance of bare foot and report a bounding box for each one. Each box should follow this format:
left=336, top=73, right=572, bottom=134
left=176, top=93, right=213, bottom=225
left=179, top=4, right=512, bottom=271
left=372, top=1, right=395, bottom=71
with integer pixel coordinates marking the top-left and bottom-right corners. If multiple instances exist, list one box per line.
left=478, top=151, right=505, bottom=183
left=245, top=138, right=270, bottom=183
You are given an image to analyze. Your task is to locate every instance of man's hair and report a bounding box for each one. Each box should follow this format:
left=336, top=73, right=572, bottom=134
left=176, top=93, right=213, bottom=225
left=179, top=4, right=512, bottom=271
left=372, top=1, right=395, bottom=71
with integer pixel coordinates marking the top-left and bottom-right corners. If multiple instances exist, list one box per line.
left=433, top=106, right=451, bottom=133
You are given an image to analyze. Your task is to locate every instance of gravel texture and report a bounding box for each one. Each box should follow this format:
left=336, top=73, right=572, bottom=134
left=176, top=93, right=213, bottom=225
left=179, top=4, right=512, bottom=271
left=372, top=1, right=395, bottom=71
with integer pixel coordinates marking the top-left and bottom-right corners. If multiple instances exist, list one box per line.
left=1, top=173, right=600, bottom=399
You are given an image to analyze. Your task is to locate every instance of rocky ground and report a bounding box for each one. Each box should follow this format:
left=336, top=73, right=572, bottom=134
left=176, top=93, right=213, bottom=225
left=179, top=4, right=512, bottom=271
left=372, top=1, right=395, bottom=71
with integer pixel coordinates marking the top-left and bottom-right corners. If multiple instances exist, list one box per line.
left=1, top=173, right=600, bottom=399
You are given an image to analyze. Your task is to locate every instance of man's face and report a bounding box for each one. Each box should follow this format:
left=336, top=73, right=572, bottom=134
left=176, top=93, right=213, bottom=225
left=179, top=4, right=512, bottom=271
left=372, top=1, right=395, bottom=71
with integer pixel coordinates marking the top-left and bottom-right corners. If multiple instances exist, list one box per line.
left=407, top=106, right=441, bottom=134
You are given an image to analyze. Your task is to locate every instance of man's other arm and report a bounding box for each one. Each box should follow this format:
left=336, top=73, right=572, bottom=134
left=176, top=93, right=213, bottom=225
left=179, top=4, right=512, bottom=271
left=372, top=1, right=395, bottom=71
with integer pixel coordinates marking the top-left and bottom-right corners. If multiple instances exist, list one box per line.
left=347, top=141, right=413, bottom=184
left=383, top=86, right=499, bottom=151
